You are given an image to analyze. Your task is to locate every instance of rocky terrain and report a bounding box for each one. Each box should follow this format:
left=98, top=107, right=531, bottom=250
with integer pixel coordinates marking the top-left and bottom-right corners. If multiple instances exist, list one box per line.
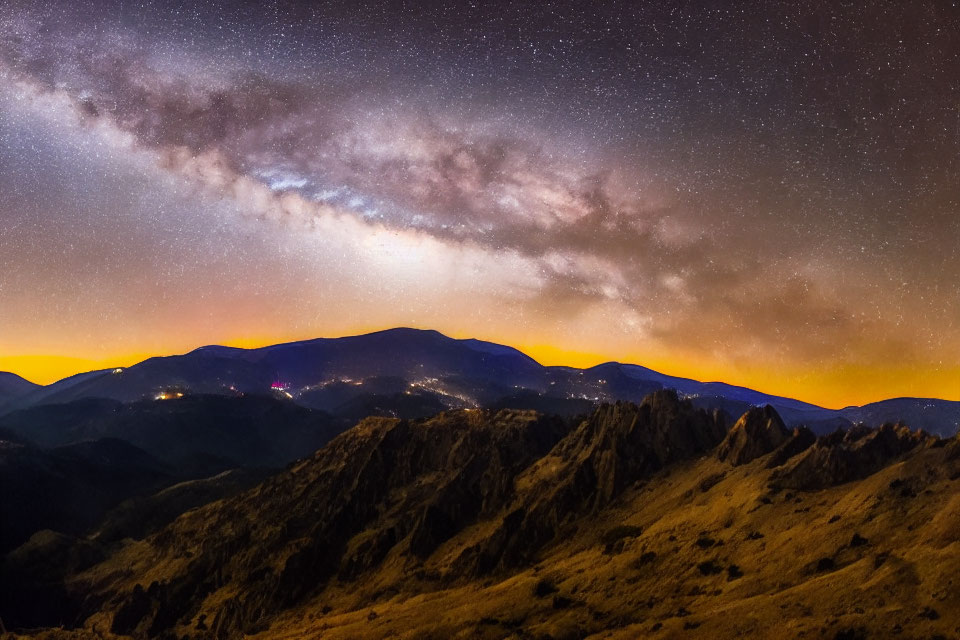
left=3, top=390, right=960, bottom=639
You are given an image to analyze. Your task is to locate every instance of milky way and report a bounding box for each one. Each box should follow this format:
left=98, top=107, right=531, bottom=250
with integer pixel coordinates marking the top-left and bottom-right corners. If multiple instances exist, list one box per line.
left=0, top=0, right=958, bottom=406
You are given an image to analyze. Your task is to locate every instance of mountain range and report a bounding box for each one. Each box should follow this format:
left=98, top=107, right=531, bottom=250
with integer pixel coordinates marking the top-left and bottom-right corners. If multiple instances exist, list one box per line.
left=3, top=330, right=960, bottom=638
left=2, top=328, right=958, bottom=436
left=4, top=391, right=960, bottom=638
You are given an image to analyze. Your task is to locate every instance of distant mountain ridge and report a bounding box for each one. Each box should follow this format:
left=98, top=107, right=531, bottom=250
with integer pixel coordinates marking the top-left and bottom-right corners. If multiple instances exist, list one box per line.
left=0, top=372, right=40, bottom=405
left=1, top=328, right=958, bottom=435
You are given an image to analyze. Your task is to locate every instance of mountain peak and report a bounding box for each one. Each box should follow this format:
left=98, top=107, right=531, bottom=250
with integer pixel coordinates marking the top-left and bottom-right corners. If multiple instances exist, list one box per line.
left=0, top=372, right=41, bottom=407
left=0, top=371, right=39, bottom=389
left=717, top=404, right=790, bottom=466
left=3, top=330, right=958, bottom=437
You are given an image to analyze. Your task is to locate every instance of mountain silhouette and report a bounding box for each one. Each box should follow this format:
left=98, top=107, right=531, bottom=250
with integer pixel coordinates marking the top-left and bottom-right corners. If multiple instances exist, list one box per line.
left=0, top=371, right=39, bottom=407
left=3, top=328, right=957, bottom=435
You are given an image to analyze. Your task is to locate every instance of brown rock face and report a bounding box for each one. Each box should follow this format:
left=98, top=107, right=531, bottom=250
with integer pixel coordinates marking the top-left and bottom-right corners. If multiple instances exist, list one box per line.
left=51, top=392, right=729, bottom=639
left=770, top=422, right=932, bottom=490
left=455, top=390, right=727, bottom=574
left=6, top=392, right=960, bottom=640
left=87, top=409, right=573, bottom=638
left=717, top=405, right=790, bottom=466
left=765, top=426, right=817, bottom=469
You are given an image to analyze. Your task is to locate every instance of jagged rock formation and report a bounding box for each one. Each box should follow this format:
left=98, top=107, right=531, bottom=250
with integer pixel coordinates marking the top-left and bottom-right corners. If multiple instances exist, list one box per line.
left=455, top=391, right=726, bottom=573
left=9, top=392, right=725, bottom=637
left=716, top=405, right=789, bottom=465
left=764, top=425, right=817, bottom=469
left=770, top=422, right=932, bottom=490
left=4, top=394, right=960, bottom=640
left=95, top=409, right=571, bottom=637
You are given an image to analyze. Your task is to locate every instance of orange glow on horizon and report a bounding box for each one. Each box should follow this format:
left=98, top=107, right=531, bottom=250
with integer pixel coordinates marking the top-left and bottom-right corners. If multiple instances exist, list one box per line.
left=3, top=328, right=958, bottom=410
left=0, top=354, right=159, bottom=387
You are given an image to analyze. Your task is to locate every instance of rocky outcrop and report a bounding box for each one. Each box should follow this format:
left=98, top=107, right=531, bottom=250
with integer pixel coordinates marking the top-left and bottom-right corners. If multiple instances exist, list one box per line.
left=91, top=409, right=571, bottom=638
left=770, top=422, right=932, bottom=490
left=554, top=391, right=727, bottom=503
left=455, top=390, right=727, bottom=574
left=765, top=426, right=817, bottom=469
left=717, top=405, right=790, bottom=466
left=6, top=390, right=959, bottom=640
left=41, top=393, right=728, bottom=638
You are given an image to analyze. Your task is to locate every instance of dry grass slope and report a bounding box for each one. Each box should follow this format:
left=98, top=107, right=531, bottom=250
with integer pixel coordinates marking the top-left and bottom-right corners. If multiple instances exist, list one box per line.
left=8, top=392, right=960, bottom=640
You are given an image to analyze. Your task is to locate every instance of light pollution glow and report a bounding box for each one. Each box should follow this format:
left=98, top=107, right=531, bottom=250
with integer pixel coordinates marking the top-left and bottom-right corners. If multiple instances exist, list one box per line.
left=0, top=1, right=958, bottom=409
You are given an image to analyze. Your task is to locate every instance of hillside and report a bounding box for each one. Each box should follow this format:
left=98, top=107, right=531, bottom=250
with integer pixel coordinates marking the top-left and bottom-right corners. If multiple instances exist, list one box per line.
left=5, top=391, right=960, bottom=638
left=0, top=372, right=40, bottom=409
left=0, top=394, right=343, bottom=472
left=0, top=394, right=348, bottom=564
left=0, top=437, right=170, bottom=555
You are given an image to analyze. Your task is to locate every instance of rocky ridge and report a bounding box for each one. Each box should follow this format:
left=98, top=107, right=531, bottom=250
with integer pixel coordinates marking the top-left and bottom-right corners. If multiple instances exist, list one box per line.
left=3, top=391, right=959, bottom=639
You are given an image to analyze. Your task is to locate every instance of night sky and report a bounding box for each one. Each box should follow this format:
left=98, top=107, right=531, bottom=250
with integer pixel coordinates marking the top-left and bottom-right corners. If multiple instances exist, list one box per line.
left=1, top=0, right=958, bottom=407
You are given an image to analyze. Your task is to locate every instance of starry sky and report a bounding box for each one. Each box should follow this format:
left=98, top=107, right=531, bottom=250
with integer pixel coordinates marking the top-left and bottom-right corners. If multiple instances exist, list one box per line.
left=0, top=0, right=958, bottom=408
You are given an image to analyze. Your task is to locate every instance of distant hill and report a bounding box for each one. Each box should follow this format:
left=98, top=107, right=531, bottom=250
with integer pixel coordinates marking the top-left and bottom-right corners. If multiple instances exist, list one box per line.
left=0, top=436, right=170, bottom=554
left=1, top=328, right=957, bottom=435
left=0, top=393, right=349, bottom=569
left=0, top=394, right=343, bottom=471
left=839, top=397, right=960, bottom=436
left=0, top=371, right=39, bottom=408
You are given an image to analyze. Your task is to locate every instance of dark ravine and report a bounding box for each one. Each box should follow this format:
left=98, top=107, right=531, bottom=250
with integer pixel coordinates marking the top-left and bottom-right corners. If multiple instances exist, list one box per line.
left=4, top=390, right=957, bottom=639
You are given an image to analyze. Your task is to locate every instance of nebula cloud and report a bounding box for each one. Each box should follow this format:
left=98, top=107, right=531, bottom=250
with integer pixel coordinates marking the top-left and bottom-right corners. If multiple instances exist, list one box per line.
left=0, top=1, right=957, bottom=406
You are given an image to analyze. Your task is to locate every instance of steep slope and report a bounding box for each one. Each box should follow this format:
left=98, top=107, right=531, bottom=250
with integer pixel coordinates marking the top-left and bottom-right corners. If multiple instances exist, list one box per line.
left=41, top=408, right=570, bottom=636
left=4, top=392, right=721, bottom=635
left=92, top=468, right=275, bottom=545
left=453, top=393, right=727, bottom=574
left=6, top=397, right=960, bottom=638
left=716, top=405, right=790, bottom=465
left=0, top=467, right=274, bottom=630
